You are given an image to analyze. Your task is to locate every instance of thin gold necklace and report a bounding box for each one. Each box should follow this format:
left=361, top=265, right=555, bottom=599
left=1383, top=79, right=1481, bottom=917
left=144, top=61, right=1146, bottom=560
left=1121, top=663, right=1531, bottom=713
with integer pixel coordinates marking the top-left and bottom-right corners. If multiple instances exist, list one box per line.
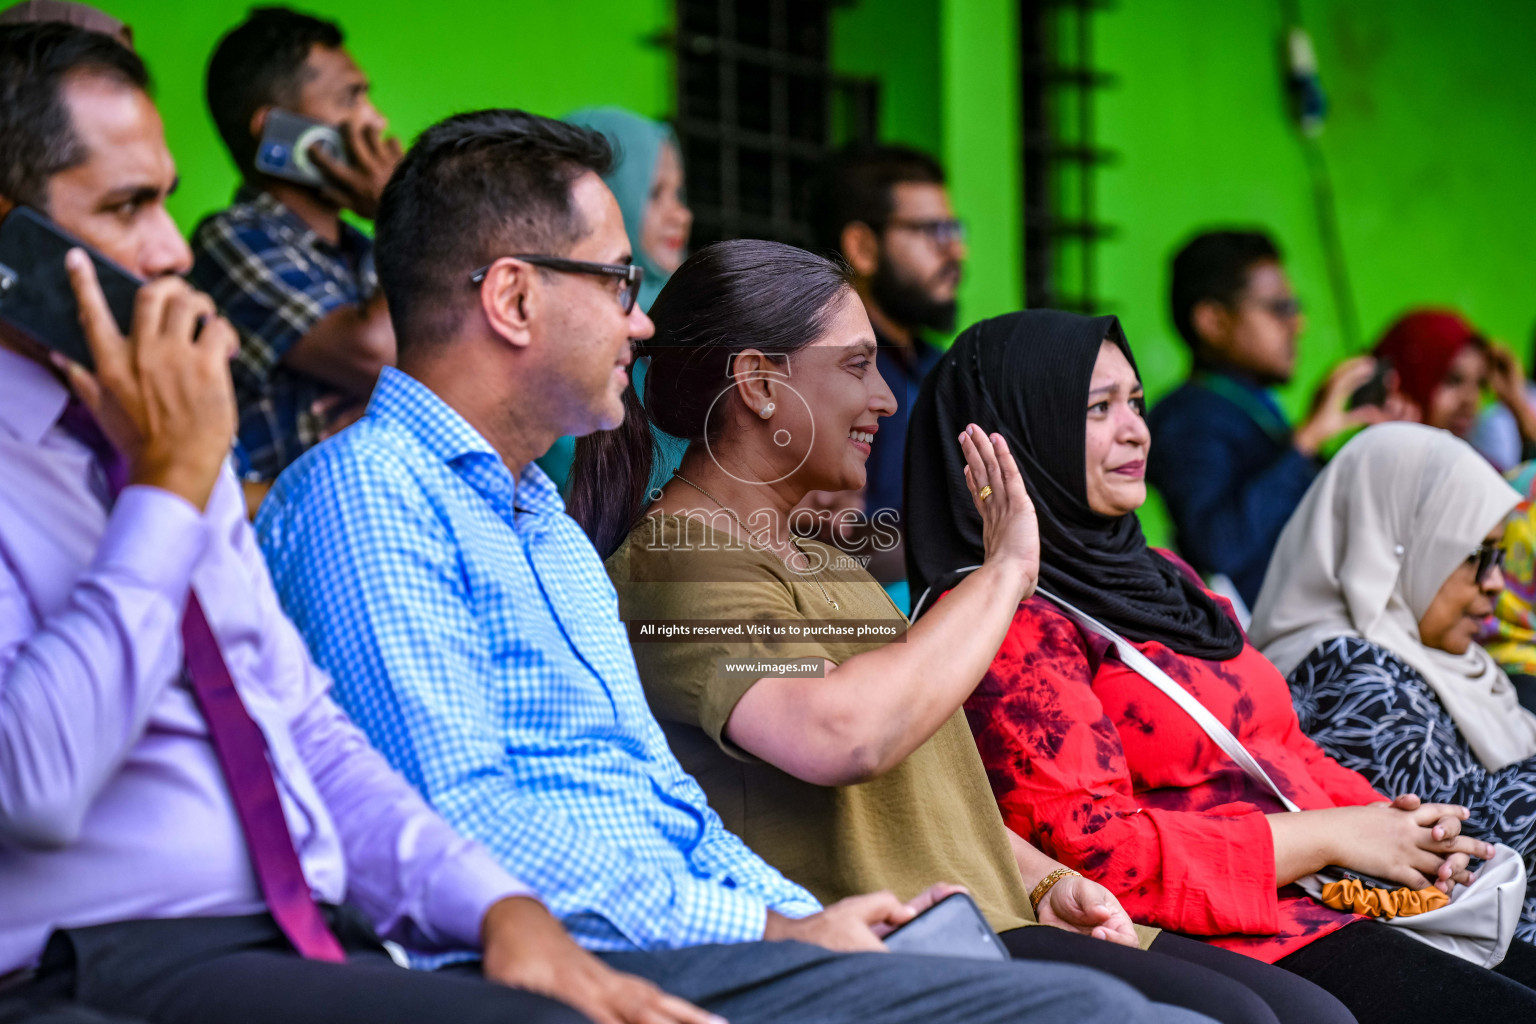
left=671, top=471, right=839, bottom=609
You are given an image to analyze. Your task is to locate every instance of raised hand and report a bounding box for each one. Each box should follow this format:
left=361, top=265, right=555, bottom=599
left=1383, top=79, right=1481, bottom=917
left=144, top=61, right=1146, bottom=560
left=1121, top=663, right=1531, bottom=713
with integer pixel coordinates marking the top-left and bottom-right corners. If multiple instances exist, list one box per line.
left=1487, top=343, right=1531, bottom=411
left=61, top=249, right=237, bottom=510
left=959, top=423, right=1039, bottom=601
left=310, top=119, right=403, bottom=219
left=1293, top=356, right=1386, bottom=455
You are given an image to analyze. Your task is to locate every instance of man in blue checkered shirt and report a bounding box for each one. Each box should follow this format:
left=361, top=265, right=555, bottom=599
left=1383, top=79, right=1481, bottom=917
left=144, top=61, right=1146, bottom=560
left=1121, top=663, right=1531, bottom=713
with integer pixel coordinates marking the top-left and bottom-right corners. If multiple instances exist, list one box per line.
left=257, top=109, right=1183, bottom=1024
left=191, top=8, right=400, bottom=486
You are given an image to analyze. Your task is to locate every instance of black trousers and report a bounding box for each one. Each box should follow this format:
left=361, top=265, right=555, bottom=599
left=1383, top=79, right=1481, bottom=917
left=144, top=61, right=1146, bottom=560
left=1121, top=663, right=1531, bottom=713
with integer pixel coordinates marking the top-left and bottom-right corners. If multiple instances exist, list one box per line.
left=0, top=909, right=584, bottom=1024
left=1276, top=920, right=1536, bottom=1023
left=1001, top=927, right=1353, bottom=1024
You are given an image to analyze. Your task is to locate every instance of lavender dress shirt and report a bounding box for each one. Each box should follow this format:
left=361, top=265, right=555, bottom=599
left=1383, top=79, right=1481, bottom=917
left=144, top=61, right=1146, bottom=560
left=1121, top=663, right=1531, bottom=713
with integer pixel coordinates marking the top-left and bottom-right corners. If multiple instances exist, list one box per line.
left=0, top=347, right=531, bottom=974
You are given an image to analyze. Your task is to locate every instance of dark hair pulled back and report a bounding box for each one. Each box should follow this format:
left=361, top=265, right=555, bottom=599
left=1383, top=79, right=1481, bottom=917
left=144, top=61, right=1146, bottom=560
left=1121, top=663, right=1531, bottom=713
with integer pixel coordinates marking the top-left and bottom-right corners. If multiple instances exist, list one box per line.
left=569, top=238, right=854, bottom=558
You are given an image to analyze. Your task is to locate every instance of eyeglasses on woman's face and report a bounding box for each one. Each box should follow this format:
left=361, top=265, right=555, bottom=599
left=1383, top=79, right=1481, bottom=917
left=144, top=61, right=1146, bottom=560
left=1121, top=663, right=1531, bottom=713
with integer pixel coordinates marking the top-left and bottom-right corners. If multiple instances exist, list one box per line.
left=470, top=255, right=644, bottom=315
left=1467, top=540, right=1507, bottom=585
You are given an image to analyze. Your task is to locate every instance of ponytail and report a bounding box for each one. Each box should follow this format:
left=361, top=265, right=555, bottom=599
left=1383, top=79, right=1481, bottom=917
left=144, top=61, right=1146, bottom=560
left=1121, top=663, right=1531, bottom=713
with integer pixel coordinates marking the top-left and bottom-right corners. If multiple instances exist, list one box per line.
left=569, top=369, right=654, bottom=559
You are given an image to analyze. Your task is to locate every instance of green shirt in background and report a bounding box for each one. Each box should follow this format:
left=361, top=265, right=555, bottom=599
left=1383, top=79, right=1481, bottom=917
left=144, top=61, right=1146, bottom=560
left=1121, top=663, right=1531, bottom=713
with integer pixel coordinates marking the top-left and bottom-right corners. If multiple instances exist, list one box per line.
left=608, top=513, right=1045, bottom=933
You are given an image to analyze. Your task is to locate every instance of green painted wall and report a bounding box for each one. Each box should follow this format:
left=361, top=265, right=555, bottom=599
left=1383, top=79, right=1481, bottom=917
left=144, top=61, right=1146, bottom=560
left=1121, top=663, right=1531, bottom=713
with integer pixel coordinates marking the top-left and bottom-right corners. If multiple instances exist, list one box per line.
left=1099, top=0, right=1536, bottom=409
left=940, top=0, right=1023, bottom=325
left=835, top=0, right=1023, bottom=330
left=93, top=0, right=674, bottom=232
left=1094, top=0, right=1536, bottom=544
left=832, top=0, right=943, bottom=154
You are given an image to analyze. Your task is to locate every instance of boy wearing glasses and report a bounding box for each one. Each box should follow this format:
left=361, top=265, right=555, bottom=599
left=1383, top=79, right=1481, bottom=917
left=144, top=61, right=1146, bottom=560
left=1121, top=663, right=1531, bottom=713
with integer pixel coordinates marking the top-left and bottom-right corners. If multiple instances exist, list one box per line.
left=810, top=145, right=967, bottom=589
left=1147, top=228, right=1395, bottom=612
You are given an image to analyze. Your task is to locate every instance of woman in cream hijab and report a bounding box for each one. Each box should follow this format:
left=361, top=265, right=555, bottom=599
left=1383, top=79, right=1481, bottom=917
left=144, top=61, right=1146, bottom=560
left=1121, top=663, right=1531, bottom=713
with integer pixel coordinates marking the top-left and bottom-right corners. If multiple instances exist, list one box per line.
left=1250, top=421, right=1536, bottom=944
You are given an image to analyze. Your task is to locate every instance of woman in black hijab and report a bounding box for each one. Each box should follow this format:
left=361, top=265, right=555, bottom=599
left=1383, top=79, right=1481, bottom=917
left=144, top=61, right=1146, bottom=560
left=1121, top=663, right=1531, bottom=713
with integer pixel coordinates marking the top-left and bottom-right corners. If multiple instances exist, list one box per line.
left=905, top=311, right=1536, bottom=1023
left=907, top=311, right=1242, bottom=657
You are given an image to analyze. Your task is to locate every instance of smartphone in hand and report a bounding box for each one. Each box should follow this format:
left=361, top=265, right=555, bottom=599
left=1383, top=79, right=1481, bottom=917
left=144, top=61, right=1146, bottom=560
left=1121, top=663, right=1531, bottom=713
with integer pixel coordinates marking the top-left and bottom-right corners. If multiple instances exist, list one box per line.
left=0, top=206, right=140, bottom=371
left=1347, top=358, right=1393, bottom=410
left=255, top=108, right=351, bottom=188
left=882, top=892, right=1010, bottom=961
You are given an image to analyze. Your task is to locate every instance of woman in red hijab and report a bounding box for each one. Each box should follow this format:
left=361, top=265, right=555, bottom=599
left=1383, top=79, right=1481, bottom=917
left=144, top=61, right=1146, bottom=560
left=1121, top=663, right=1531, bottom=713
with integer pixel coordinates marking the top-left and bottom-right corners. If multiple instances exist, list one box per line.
left=1375, top=309, right=1536, bottom=460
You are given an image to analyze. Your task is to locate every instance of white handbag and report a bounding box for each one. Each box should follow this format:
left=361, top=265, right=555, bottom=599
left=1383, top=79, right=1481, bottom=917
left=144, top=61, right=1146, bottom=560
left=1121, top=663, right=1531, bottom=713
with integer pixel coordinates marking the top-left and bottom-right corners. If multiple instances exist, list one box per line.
left=1039, top=587, right=1526, bottom=969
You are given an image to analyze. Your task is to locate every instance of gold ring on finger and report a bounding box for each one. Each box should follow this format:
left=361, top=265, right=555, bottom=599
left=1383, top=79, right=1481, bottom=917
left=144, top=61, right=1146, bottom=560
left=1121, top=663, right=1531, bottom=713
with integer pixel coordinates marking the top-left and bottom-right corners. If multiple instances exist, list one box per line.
left=978, top=485, right=994, bottom=502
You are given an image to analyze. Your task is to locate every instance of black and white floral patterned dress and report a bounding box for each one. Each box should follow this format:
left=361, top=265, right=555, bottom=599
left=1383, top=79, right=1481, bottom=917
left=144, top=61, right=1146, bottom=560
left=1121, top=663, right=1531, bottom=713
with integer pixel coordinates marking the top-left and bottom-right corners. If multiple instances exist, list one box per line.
left=1289, top=635, right=1536, bottom=945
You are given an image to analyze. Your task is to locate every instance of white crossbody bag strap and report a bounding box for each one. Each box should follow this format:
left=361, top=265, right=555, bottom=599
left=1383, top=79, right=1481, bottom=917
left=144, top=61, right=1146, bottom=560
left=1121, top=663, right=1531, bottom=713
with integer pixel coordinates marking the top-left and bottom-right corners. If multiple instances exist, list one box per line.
left=1037, top=587, right=1522, bottom=968
left=1037, top=588, right=1302, bottom=814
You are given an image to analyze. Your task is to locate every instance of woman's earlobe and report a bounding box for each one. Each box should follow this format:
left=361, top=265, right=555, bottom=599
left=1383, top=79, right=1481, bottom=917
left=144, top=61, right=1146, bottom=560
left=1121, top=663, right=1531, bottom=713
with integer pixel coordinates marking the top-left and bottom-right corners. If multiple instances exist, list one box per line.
left=760, top=403, right=776, bottom=419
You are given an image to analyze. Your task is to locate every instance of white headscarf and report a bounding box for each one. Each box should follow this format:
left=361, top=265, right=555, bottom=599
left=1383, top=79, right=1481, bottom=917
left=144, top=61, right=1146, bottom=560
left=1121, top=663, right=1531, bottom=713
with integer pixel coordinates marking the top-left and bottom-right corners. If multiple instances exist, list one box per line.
left=1250, top=422, right=1536, bottom=771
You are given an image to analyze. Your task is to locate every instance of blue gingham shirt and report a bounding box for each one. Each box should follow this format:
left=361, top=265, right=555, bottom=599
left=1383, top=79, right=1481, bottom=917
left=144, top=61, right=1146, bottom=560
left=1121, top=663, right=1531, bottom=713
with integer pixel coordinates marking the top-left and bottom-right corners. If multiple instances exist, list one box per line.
left=256, top=368, right=820, bottom=953
left=191, top=186, right=376, bottom=481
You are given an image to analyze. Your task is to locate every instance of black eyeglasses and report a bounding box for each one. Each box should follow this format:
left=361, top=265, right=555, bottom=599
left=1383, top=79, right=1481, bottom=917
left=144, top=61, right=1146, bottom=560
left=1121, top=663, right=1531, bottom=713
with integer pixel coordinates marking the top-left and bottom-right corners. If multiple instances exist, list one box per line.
left=1467, top=540, right=1507, bottom=585
left=470, top=255, right=644, bottom=315
left=1245, top=296, right=1304, bottom=321
left=879, top=218, right=966, bottom=247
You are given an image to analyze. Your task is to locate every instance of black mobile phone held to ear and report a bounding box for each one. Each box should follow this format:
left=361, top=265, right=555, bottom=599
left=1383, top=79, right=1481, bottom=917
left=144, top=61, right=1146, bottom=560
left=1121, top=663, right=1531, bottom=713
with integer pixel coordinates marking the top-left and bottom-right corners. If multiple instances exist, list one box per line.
left=882, top=892, right=1010, bottom=962
left=1347, top=358, right=1393, bottom=410
left=0, top=206, right=141, bottom=372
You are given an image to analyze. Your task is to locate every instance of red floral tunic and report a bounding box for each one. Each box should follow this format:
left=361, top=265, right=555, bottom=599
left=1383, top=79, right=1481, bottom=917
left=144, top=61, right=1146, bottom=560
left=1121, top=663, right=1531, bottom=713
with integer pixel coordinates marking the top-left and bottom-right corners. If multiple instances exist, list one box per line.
left=965, top=592, right=1384, bottom=963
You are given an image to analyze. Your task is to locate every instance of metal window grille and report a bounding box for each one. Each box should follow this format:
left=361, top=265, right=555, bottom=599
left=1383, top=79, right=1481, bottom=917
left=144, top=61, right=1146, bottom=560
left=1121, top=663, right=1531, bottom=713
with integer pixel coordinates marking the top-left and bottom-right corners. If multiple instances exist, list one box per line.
left=666, top=0, right=880, bottom=248
left=1020, top=0, right=1117, bottom=313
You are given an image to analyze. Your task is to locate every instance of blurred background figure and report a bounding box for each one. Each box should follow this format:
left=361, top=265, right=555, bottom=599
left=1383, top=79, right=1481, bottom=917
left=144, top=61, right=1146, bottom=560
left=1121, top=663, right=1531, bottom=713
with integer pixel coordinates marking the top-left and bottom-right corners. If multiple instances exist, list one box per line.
left=0, top=0, right=130, bottom=45
left=1251, top=423, right=1536, bottom=945
left=1472, top=325, right=1536, bottom=470
left=1480, top=460, right=1536, bottom=708
left=566, top=106, right=692, bottom=311
left=809, top=145, right=965, bottom=605
left=540, top=106, right=693, bottom=490
left=192, top=6, right=401, bottom=498
left=1146, top=229, right=1396, bottom=614
left=1374, top=309, right=1536, bottom=471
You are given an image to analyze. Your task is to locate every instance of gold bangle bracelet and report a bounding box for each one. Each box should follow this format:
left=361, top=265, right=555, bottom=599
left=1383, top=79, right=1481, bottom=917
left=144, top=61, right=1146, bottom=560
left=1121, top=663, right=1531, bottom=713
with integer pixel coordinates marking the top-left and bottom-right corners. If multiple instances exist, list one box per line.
left=1029, top=866, right=1081, bottom=916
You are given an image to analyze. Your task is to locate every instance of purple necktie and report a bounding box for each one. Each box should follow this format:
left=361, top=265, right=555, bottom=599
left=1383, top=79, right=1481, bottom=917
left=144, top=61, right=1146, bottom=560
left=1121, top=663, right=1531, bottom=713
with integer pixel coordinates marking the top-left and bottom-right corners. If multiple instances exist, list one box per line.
left=56, top=400, right=347, bottom=963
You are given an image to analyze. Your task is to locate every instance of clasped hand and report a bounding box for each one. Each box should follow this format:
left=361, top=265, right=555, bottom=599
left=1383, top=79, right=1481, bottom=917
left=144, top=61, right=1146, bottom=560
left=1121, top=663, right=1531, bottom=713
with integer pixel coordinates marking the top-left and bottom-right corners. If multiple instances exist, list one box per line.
left=1336, top=794, right=1493, bottom=894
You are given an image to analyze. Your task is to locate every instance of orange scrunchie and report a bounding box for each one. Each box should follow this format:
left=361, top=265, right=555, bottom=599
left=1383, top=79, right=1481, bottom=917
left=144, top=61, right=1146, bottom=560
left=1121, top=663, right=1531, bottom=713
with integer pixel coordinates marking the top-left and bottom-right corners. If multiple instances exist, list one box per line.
left=1319, top=878, right=1451, bottom=919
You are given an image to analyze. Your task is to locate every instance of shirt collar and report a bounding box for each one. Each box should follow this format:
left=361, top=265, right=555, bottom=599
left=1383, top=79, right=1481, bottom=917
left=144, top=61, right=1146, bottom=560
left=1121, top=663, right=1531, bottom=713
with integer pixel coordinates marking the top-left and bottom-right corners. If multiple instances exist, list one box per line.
left=364, top=366, right=564, bottom=515
left=368, top=366, right=497, bottom=462
left=1193, top=363, right=1268, bottom=394
left=512, top=457, right=564, bottom=517
left=0, top=346, right=70, bottom=445
left=234, top=183, right=369, bottom=256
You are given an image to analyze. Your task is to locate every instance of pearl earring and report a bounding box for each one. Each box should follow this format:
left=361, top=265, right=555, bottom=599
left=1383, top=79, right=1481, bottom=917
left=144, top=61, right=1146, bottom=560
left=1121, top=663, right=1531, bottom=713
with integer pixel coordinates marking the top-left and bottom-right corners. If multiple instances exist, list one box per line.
left=760, top=403, right=776, bottom=419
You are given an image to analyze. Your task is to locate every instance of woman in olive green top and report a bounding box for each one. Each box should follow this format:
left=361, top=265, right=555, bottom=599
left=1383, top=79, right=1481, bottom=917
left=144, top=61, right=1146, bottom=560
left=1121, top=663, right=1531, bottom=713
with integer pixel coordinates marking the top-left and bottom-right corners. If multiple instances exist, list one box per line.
left=609, top=512, right=1044, bottom=935
left=569, top=239, right=1357, bottom=1024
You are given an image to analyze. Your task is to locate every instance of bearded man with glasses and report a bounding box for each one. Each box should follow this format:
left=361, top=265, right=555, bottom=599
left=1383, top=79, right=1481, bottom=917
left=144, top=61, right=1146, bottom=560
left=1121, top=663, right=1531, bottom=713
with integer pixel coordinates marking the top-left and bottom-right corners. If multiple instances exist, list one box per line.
left=808, top=145, right=968, bottom=594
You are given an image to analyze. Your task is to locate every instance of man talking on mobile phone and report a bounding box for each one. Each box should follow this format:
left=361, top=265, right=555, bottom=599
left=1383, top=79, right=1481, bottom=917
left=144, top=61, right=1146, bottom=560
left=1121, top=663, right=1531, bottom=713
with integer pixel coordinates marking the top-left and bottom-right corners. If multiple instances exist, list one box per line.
left=0, top=22, right=750, bottom=1024
left=191, top=6, right=401, bottom=499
